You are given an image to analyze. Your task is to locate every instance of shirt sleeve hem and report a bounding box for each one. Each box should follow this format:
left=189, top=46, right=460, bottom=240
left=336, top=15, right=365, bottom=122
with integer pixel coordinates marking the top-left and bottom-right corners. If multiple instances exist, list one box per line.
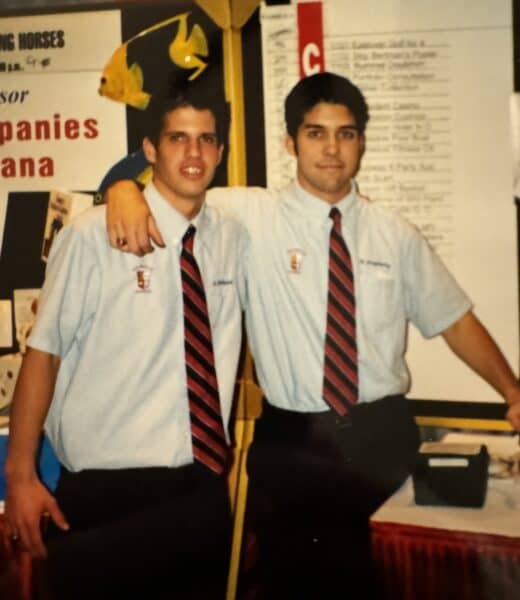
left=420, top=300, right=473, bottom=339
left=26, top=338, right=62, bottom=358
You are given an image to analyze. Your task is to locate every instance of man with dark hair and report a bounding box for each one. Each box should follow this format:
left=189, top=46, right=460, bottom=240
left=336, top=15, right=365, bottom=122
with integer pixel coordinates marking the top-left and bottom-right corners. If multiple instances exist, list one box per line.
left=105, top=71, right=520, bottom=597
left=4, top=83, right=246, bottom=599
left=284, top=70, right=370, bottom=139
left=145, top=80, right=231, bottom=150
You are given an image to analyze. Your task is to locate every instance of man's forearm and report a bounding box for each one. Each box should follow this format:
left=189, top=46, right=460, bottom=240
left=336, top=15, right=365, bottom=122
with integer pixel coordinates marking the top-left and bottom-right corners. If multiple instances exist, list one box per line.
left=5, top=347, right=60, bottom=480
left=442, top=311, right=519, bottom=403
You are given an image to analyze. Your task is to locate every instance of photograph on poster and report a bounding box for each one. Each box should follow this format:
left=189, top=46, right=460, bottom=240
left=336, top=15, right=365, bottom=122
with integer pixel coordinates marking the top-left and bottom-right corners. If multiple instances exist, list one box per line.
left=13, top=288, right=39, bottom=354
left=0, top=353, right=22, bottom=411
left=41, top=189, right=94, bottom=261
left=41, top=190, right=69, bottom=261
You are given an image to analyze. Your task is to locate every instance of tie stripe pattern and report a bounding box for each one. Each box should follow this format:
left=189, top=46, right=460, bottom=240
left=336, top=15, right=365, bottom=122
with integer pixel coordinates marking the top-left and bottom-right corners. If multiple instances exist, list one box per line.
left=323, top=207, right=358, bottom=415
left=181, top=225, right=228, bottom=474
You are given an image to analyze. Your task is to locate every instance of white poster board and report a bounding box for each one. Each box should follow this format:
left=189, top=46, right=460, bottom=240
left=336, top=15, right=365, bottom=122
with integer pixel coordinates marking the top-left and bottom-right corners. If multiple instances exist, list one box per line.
left=0, top=10, right=126, bottom=253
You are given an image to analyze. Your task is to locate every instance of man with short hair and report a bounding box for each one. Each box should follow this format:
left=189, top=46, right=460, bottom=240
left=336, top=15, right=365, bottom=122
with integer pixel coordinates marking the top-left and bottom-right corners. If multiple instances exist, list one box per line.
left=4, top=82, right=247, bottom=599
left=105, top=72, right=520, bottom=597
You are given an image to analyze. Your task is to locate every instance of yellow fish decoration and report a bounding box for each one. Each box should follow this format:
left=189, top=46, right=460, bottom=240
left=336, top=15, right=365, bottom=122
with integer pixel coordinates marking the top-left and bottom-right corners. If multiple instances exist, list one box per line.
left=137, top=164, right=153, bottom=186
left=168, top=13, right=208, bottom=79
left=99, top=12, right=209, bottom=110
left=98, top=45, right=151, bottom=110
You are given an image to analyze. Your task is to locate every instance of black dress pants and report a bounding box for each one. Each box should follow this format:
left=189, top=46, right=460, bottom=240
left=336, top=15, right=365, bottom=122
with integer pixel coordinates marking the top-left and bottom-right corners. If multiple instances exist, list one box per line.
left=246, top=395, right=420, bottom=599
left=39, top=463, right=231, bottom=600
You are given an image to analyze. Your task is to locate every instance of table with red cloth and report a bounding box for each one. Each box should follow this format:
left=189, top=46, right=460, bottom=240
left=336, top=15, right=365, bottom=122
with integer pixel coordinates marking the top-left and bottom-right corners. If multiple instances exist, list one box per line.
left=370, top=476, right=520, bottom=600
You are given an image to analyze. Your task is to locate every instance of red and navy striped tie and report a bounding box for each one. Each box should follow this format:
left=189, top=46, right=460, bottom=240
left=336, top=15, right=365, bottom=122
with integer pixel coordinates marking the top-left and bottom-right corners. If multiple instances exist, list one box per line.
left=181, top=225, right=228, bottom=474
left=322, top=207, right=358, bottom=415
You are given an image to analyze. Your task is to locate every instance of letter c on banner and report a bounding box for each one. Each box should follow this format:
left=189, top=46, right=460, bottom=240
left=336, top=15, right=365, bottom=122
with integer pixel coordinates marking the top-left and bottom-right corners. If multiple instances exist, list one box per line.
left=297, top=2, right=325, bottom=79
left=302, top=42, right=321, bottom=76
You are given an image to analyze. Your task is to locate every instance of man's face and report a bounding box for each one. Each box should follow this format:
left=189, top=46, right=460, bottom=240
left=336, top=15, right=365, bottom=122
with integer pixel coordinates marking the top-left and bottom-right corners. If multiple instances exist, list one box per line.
left=143, top=106, right=223, bottom=210
left=286, top=101, right=365, bottom=205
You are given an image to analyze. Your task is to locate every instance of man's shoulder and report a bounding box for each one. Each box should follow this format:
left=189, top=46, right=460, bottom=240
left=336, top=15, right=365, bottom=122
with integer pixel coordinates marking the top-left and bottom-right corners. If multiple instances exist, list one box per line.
left=207, top=185, right=281, bottom=214
left=358, top=193, right=417, bottom=234
left=205, top=202, right=248, bottom=236
left=69, top=204, right=106, bottom=231
left=207, top=185, right=272, bottom=200
left=356, top=194, right=424, bottom=256
left=61, top=204, right=107, bottom=249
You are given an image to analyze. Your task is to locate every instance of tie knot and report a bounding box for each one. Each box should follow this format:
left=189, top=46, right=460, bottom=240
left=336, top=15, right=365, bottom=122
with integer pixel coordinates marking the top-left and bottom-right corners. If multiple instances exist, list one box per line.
left=329, top=207, right=342, bottom=227
left=182, top=225, right=196, bottom=250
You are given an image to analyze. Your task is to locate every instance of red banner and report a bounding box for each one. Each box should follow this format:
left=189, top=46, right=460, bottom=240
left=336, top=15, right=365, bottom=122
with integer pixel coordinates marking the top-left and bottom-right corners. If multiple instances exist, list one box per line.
left=297, top=1, right=325, bottom=79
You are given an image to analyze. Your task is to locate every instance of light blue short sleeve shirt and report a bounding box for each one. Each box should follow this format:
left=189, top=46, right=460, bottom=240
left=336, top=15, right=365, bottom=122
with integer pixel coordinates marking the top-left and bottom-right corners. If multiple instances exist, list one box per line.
left=29, top=183, right=247, bottom=471
left=206, top=181, right=471, bottom=411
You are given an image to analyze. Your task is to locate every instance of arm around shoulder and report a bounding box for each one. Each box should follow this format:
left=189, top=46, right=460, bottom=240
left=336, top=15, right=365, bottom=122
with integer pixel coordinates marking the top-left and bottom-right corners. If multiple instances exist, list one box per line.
left=206, top=185, right=270, bottom=227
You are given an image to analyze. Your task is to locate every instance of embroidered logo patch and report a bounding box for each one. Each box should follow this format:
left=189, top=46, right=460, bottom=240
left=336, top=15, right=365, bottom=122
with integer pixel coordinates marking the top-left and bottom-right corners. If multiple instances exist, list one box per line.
left=287, top=248, right=306, bottom=274
left=134, top=265, right=153, bottom=292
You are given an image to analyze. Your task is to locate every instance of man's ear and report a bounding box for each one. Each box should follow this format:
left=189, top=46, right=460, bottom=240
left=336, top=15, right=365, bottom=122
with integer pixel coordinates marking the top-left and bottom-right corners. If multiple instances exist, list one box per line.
left=285, top=133, right=297, bottom=157
left=142, top=137, right=156, bottom=164
left=216, top=144, right=224, bottom=166
left=359, top=133, right=366, bottom=159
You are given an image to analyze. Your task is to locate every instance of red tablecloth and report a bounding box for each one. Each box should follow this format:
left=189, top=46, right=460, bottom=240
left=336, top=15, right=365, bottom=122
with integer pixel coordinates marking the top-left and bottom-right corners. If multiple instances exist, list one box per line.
left=370, top=477, right=520, bottom=600
left=372, top=520, right=520, bottom=600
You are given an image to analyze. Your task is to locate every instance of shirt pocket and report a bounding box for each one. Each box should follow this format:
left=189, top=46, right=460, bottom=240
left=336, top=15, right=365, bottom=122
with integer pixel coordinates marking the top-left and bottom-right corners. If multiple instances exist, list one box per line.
left=206, top=278, right=236, bottom=323
left=358, top=266, right=399, bottom=334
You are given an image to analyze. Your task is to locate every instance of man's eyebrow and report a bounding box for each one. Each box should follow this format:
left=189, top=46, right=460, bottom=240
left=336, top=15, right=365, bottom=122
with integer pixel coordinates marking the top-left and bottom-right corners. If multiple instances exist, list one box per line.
left=162, top=130, right=217, bottom=136
left=302, top=123, right=359, bottom=131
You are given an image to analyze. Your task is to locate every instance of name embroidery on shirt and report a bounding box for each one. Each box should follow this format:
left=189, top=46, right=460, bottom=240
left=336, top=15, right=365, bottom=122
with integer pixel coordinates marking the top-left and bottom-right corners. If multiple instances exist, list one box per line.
left=287, top=248, right=306, bottom=274
left=359, top=258, right=391, bottom=270
left=134, top=265, right=153, bottom=293
left=213, top=279, right=233, bottom=286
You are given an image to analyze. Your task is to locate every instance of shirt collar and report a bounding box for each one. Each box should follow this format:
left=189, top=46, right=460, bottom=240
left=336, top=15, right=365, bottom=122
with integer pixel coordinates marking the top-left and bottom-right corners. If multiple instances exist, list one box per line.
left=288, top=179, right=358, bottom=227
left=144, top=182, right=216, bottom=251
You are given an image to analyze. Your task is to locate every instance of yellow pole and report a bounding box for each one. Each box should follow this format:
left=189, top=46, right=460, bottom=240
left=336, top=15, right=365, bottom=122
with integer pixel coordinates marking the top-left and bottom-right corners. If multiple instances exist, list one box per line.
left=222, top=9, right=261, bottom=600
left=222, top=25, right=247, bottom=186
left=195, top=3, right=261, bottom=597
left=222, top=25, right=250, bottom=599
